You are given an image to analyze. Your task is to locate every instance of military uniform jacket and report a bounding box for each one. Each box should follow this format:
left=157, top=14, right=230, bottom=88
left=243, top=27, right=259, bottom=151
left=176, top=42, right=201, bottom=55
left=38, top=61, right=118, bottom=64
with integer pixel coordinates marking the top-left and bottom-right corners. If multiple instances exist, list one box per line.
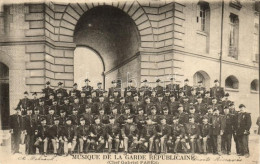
left=106, top=123, right=121, bottom=138
left=56, top=97, right=64, bottom=107
left=162, top=96, right=170, bottom=103
left=148, top=114, right=160, bottom=124
left=59, top=116, right=66, bottom=126
left=176, top=112, right=189, bottom=125
left=155, top=101, right=167, bottom=114
left=82, top=85, right=93, bottom=96
left=50, top=105, right=59, bottom=116
left=90, top=123, right=106, bottom=138
left=30, top=98, right=39, bottom=110
left=202, top=97, right=212, bottom=106
left=155, top=124, right=171, bottom=138
left=196, top=86, right=206, bottom=97
left=55, top=88, right=68, bottom=98
left=170, top=124, right=185, bottom=138
left=46, top=114, right=56, bottom=126
left=124, top=86, right=137, bottom=97
left=221, top=100, right=232, bottom=109
left=62, top=124, right=77, bottom=141
left=210, top=86, right=224, bottom=100
left=181, top=85, right=192, bottom=97
left=121, top=123, right=139, bottom=138
left=48, top=124, right=63, bottom=139
left=95, top=88, right=104, bottom=97
left=182, top=101, right=190, bottom=113
left=130, top=100, right=142, bottom=114
left=166, top=84, right=179, bottom=98
left=135, top=114, right=146, bottom=128
left=97, top=114, right=109, bottom=124
left=222, top=114, right=235, bottom=134
left=17, top=98, right=31, bottom=115
left=153, top=85, right=164, bottom=95
left=140, top=86, right=152, bottom=97
left=210, top=115, right=224, bottom=135
left=81, top=113, right=94, bottom=125
left=185, top=123, right=200, bottom=137
left=160, top=114, right=173, bottom=125
left=23, top=115, right=36, bottom=135
left=42, top=87, right=54, bottom=99
left=69, top=89, right=81, bottom=98
left=60, top=103, right=72, bottom=116
left=125, top=96, right=134, bottom=104
left=142, top=102, right=155, bottom=115
left=9, top=114, right=23, bottom=133
left=188, top=95, right=197, bottom=104
left=194, top=102, right=207, bottom=115
left=108, top=87, right=121, bottom=97
left=168, top=101, right=179, bottom=115
left=235, top=112, right=252, bottom=135
left=79, top=97, right=88, bottom=105
left=150, top=96, right=158, bottom=103
left=36, top=125, right=49, bottom=139
left=141, top=124, right=156, bottom=138
left=71, top=114, right=80, bottom=126
left=45, top=98, right=55, bottom=107
left=200, top=123, right=212, bottom=137
left=118, top=103, right=129, bottom=114
left=32, top=114, right=42, bottom=127
left=189, top=113, right=202, bottom=124
left=77, top=125, right=91, bottom=138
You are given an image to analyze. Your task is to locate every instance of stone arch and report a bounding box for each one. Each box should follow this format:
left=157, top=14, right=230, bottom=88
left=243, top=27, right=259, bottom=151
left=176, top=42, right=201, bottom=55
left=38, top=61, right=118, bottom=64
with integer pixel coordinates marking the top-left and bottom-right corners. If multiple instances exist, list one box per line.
left=225, top=75, right=239, bottom=89
left=193, top=70, right=210, bottom=89
left=58, top=2, right=155, bottom=47
left=0, top=50, right=14, bottom=70
left=250, top=79, right=259, bottom=91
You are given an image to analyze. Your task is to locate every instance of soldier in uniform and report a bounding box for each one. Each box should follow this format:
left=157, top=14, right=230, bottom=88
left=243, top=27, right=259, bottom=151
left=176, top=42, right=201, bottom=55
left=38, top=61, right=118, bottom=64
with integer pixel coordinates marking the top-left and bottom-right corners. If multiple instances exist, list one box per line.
left=166, top=77, right=179, bottom=99
left=184, top=116, right=202, bottom=154
left=113, top=90, right=121, bottom=104
left=124, top=79, right=137, bottom=97
left=95, top=82, right=104, bottom=97
left=125, top=90, right=134, bottom=104
left=69, top=83, right=80, bottom=98
left=211, top=97, right=223, bottom=114
left=82, top=79, right=93, bottom=96
left=71, top=97, right=81, bottom=114
left=89, top=117, right=106, bottom=152
left=148, top=106, right=160, bottom=124
left=163, top=90, right=171, bottom=103
left=42, top=81, right=54, bottom=99
left=140, top=79, right=152, bottom=97
left=138, top=89, right=145, bottom=103
left=118, top=97, right=128, bottom=114
left=167, top=117, right=186, bottom=153
left=121, top=115, right=139, bottom=154
left=45, top=92, right=55, bottom=107
left=155, top=94, right=167, bottom=114
left=31, top=92, right=39, bottom=110
left=108, top=80, right=121, bottom=98
left=97, top=107, right=109, bottom=124
left=188, top=106, right=202, bottom=124
left=56, top=91, right=64, bottom=107
left=61, top=97, right=72, bottom=116
left=106, top=116, right=121, bottom=153
left=23, top=108, right=36, bottom=154
left=154, top=79, right=164, bottom=96
left=176, top=104, right=189, bottom=125
left=79, top=91, right=87, bottom=105
left=189, top=88, right=197, bottom=104
left=70, top=108, right=80, bottom=126
left=167, top=94, right=179, bottom=116
left=200, top=116, right=211, bottom=154
left=154, top=117, right=171, bottom=154
left=48, top=116, right=63, bottom=156
left=160, top=107, right=173, bottom=125
left=46, top=107, right=56, bottom=127
left=202, top=91, right=212, bottom=106
left=59, top=110, right=67, bottom=126
left=235, top=104, right=251, bottom=157
left=195, top=81, right=206, bottom=97
left=221, top=93, right=232, bottom=109
left=55, top=82, right=68, bottom=99
left=210, top=108, right=224, bottom=155
left=62, top=117, right=77, bottom=156
left=95, top=95, right=109, bottom=115
left=194, top=96, right=206, bottom=115
left=81, top=105, right=94, bottom=125
left=150, top=90, right=158, bottom=103
left=130, top=93, right=142, bottom=115
left=222, top=106, right=235, bottom=155
left=110, top=106, right=122, bottom=125
left=34, top=117, right=49, bottom=156
left=139, top=117, right=157, bottom=153
left=181, top=79, right=192, bottom=97
left=77, top=117, right=91, bottom=153
left=32, top=107, right=42, bottom=127
left=135, top=108, right=146, bottom=133
left=107, top=96, right=119, bottom=114
left=35, top=98, right=48, bottom=116
left=91, top=90, right=99, bottom=103
left=142, top=96, right=155, bottom=116
left=9, top=108, right=23, bottom=154
left=210, top=79, right=225, bottom=101
left=17, top=91, right=31, bottom=115
left=182, top=96, right=190, bottom=113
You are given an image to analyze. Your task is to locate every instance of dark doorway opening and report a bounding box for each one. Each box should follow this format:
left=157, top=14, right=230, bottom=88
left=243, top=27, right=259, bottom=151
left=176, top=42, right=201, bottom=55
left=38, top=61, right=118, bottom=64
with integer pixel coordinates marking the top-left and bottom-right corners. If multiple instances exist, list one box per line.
left=0, top=62, right=9, bottom=130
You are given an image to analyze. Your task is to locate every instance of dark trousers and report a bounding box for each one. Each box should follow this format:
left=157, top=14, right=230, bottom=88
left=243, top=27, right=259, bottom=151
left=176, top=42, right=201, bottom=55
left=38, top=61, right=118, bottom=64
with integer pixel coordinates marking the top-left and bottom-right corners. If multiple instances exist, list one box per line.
left=233, top=134, right=240, bottom=154
left=212, top=135, right=221, bottom=153
left=11, top=132, right=21, bottom=153
left=25, top=134, right=35, bottom=154
left=221, top=133, right=232, bottom=154
left=237, top=135, right=249, bottom=155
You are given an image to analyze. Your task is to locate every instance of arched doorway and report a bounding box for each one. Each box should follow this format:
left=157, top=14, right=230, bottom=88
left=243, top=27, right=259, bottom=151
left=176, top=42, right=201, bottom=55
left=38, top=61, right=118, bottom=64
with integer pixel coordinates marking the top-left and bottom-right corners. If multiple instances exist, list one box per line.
left=73, top=5, right=141, bottom=89
left=0, top=62, right=9, bottom=130
left=193, top=70, right=210, bottom=89
left=74, top=46, right=105, bottom=89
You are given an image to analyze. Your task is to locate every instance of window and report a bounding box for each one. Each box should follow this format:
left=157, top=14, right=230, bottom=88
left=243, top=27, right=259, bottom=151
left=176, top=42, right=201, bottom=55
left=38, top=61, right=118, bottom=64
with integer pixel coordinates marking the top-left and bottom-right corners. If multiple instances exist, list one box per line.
left=225, top=75, right=239, bottom=89
left=251, top=79, right=259, bottom=91
left=229, top=13, right=239, bottom=59
left=197, top=1, right=210, bottom=32
left=193, top=71, right=210, bottom=89
left=253, top=13, right=259, bottom=62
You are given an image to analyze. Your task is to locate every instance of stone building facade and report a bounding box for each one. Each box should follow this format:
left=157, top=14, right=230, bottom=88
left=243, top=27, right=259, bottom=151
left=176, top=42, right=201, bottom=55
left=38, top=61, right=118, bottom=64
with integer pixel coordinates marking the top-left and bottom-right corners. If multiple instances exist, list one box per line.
left=0, top=0, right=259, bottom=130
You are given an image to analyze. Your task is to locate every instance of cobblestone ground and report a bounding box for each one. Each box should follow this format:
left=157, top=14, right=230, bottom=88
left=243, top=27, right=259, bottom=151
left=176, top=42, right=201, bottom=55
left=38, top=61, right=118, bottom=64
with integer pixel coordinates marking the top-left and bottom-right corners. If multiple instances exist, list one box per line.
left=0, top=135, right=259, bottom=164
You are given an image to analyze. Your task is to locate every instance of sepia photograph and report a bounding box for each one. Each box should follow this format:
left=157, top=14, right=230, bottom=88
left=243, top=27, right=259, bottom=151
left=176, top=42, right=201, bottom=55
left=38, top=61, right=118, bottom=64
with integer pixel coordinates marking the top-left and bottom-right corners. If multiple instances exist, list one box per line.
left=0, top=0, right=259, bottom=163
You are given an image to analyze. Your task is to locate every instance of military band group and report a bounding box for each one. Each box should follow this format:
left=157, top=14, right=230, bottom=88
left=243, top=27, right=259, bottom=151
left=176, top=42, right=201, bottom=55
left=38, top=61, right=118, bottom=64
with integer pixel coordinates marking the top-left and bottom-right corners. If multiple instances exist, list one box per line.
left=9, top=77, right=252, bottom=158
